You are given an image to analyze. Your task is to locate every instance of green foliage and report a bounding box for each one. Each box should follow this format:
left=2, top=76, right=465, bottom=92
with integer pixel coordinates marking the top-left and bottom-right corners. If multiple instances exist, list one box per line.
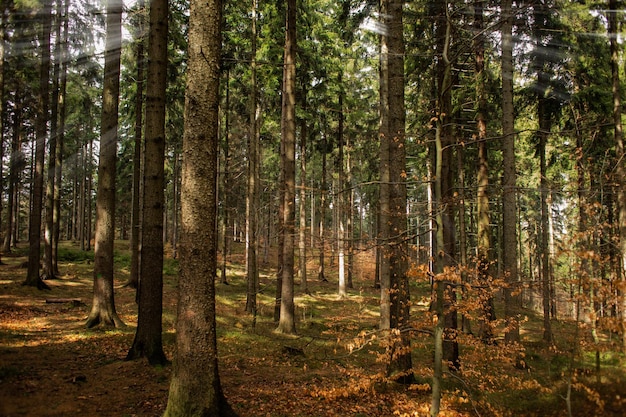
left=56, top=246, right=94, bottom=263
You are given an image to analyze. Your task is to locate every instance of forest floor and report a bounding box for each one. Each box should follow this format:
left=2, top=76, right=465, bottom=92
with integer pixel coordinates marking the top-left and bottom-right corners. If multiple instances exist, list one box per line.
left=1, top=241, right=626, bottom=416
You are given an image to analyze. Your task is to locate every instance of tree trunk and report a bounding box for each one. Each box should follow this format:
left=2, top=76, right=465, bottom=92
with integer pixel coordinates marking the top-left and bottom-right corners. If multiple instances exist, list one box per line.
left=337, top=73, right=346, bottom=298
left=128, top=0, right=145, bottom=290
left=299, top=81, right=308, bottom=294
left=221, top=69, right=230, bottom=285
left=608, top=0, right=626, bottom=352
left=79, top=134, right=87, bottom=250
left=436, top=1, right=459, bottom=372
left=53, top=0, right=69, bottom=274
left=126, top=0, right=168, bottom=365
left=163, top=0, right=237, bottom=413
left=0, top=0, right=4, bottom=263
left=475, top=0, right=495, bottom=341
left=25, top=0, right=52, bottom=290
left=378, top=0, right=391, bottom=330
left=501, top=0, right=520, bottom=344
left=4, top=84, right=21, bottom=253
left=43, top=0, right=62, bottom=281
left=318, top=146, right=327, bottom=282
left=86, top=135, right=93, bottom=251
left=277, top=0, right=297, bottom=335
left=383, top=0, right=413, bottom=383
left=86, top=0, right=124, bottom=328
left=246, top=0, right=259, bottom=313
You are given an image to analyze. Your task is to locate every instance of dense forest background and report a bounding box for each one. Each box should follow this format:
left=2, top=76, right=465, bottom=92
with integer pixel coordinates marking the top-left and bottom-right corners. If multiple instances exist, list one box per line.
left=3, top=0, right=626, bottom=415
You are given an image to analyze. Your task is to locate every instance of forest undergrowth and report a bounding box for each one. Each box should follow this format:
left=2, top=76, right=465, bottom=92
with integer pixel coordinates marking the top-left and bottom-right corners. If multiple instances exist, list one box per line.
left=1, top=241, right=626, bottom=416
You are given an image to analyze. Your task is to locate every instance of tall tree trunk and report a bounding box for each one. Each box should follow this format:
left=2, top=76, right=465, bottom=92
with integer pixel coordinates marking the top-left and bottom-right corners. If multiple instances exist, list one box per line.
left=502, top=0, right=520, bottom=344
left=53, top=0, right=69, bottom=274
left=128, top=0, right=146, bottom=290
left=337, top=72, right=346, bottom=298
left=171, top=152, right=179, bottom=258
left=533, top=0, right=554, bottom=344
left=43, top=0, right=62, bottom=281
left=86, top=0, right=124, bottom=327
left=435, top=1, right=459, bottom=371
left=4, top=84, right=21, bottom=253
left=474, top=0, right=495, bottom=341
left=277, top=0, right=297, bottom=335
left=79, top=132, right=87, bottom=250
left=0, top=0, right=5, bottom=264
left=298, top=81, right=308, bottom=294
left=25, top=0, right=52, bottom=290
left=126, top=0, right=168, bottom=364
left=318, top=146, right=327, bottom=282
left=86, top=135, right=93, bottom=251
left=346, top=133, right=353, bottom=289
left=608, top=0, right=626, bottom=352
left=221, top=68, right=230, bottom=285
left=383, top=0, right=413, bottom=383
left=378, top=0, right=391, bottom=331
left=246, top=0, right=259, bottom=313
left=163, top=0, right=236, bottom=413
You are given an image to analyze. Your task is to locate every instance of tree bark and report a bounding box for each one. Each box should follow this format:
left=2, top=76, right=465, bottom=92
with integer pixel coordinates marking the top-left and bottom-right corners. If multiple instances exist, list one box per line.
left=277, top=0, right=297, bottom=334
left=53, top=0, right=69, bottom=274
left=43, top=0, right=63, bottom=281
left=4, top=83, right=21, bottom=253
left=318, top=145, right=327, bottom=283
left=128, top=0, right=146, bottom=291
left=475, top=0, right=495, bottom=341
left=337, top=72, right=346, bottom=298
left=246, top=0, right=259, bottom=313
left=608, top=0, right=626, bottom=352
left=383, top=0, right=413, bottom=383
left=221, top=69, right=230, bottom=285
left=298, top=82, right=308, bottom=294
left=86, top=0, right=124, bottom=327
left=127, top=0, right=168, bottom=364
left=378, top=0, right=391, bottom=330
left=501, top=0, right=520, bottom=344
left=163, top=0, right=236, bottom=413
left=25, top=0, right=52, bottom=290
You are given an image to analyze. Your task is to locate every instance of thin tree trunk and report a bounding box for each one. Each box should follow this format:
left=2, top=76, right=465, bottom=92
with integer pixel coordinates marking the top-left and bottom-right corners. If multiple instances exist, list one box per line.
left=43, top=0, right=62, bottom=281
left=128, top=0, right=145, bottom=290
left=318, top=148, right=328, bottom=282
left=79, top=136, right=87, bottom=250
left=246, top=0, right=259, bottom=313
left=86, top=135, right=93, bottom=251
left=337, top=73, right=346, bottom=298
left=298, top=81, right=308, bottom=294
left=608, top=0, right=626, bottom=352
left=221, top=69, right=230, bottom=285
left=25, top=0, right=52, bottom=290
left=53, top=0, right=69, bottom=273
left=4, top=84, right=21, bottom=253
